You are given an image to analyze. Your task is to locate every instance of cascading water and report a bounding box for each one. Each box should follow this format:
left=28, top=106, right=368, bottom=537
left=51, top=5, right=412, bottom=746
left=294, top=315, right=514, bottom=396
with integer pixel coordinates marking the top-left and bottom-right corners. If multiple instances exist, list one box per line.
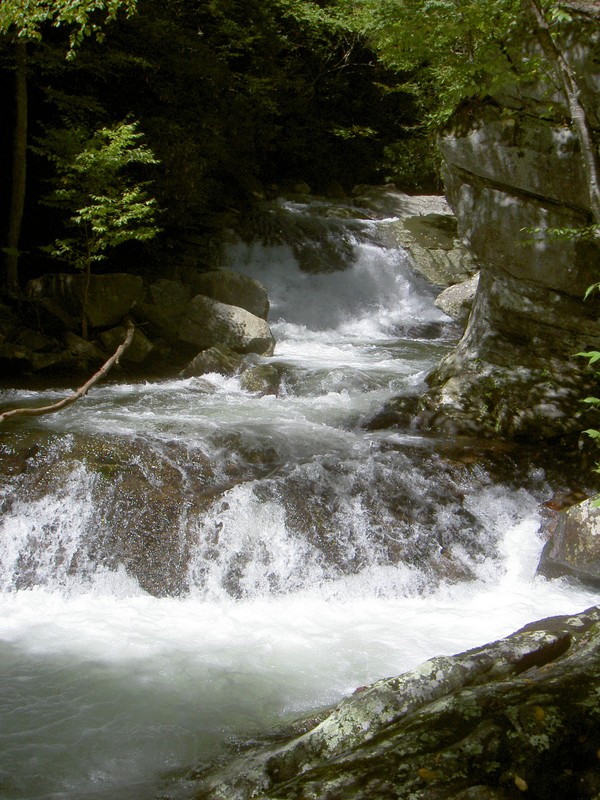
left=0, top=194, right=598, bottom=800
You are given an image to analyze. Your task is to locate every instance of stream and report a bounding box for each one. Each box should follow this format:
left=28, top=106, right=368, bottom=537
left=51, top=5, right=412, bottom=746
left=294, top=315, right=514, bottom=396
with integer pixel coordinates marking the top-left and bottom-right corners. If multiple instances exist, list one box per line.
left=0, top=195, right=598, bottom=800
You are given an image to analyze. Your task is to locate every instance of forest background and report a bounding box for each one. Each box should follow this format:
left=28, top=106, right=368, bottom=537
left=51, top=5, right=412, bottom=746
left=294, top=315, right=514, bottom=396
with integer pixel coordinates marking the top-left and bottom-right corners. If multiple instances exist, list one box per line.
left=0, top=0, right=447, bottom=295
left=1, top=1, right=594, bottom=308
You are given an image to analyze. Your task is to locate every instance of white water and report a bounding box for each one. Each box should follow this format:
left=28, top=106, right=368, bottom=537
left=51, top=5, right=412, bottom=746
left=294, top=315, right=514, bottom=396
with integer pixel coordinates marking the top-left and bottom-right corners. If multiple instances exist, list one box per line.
left=0, top=205, right=598, bottom=800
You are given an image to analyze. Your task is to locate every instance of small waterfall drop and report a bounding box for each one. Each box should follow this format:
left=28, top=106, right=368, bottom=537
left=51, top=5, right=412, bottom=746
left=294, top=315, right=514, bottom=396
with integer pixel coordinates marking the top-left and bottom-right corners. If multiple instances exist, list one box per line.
left=0, top=193, right=598, bottom=800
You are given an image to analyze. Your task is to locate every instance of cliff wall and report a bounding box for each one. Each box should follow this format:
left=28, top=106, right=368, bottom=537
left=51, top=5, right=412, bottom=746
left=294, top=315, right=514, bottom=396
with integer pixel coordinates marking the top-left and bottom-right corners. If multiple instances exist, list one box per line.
left=419, top=3, right=600, bottom=439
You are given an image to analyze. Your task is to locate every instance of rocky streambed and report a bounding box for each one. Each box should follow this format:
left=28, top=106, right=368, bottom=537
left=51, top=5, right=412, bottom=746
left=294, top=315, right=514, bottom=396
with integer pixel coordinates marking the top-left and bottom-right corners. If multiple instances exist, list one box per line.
left=185, top=605, right=600, bottom=800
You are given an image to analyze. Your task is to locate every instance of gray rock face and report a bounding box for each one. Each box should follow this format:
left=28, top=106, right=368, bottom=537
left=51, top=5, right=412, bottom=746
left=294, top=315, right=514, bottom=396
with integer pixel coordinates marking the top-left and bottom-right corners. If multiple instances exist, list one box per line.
left=538, top=498, right=600, bottom=587
left=409, top=6, right=600, bottom=440
left=191, top=269, right=270, bottom=320
left=435, top=273, right=479, bottom=328
left=383, top=194, right=478, bottom=288
left=135, top=279, right=192, bottom=340
left=180, top=344, right=244, bottom=378
left=179, top=295, right=275, bottom=356
left=97, top=325, right=154, bottom=364
left=189, top=607, right=600, bottom=800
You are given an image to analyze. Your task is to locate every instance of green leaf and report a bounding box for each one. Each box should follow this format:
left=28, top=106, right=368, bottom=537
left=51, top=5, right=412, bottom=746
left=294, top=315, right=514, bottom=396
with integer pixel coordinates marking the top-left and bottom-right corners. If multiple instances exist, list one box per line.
left=576, top=351, right=600, bottom=364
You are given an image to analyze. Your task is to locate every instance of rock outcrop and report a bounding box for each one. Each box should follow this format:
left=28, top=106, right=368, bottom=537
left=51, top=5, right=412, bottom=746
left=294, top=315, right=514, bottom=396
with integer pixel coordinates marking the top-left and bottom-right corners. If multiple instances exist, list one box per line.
left=407, top=4, right=600, bottom=440
left=538, top=497, right=600, bottom=588
left=1, top=269, right=274, bottom=379
left=178, top=295, right=275, bottom=356
left=27, top=272, right=145, bottom=330
left=188, top=606, right=600, bottom=800
left=190, top=269, right=270, bottom=320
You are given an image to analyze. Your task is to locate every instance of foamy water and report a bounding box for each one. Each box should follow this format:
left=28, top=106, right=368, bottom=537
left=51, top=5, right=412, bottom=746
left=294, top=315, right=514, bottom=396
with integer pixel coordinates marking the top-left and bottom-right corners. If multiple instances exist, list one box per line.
left=0, top=198, right=598, bottom=799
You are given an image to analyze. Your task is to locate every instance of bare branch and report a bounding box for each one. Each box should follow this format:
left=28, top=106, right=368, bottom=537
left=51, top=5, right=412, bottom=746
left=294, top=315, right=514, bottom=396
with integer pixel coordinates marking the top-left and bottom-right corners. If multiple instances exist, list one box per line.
left=0, top=320, right=135, bottom=423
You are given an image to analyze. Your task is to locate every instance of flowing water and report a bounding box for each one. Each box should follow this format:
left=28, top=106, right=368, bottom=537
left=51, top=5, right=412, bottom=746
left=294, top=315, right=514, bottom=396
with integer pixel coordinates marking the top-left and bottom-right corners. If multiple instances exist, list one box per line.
left=0, top=196, right=598, bottom=800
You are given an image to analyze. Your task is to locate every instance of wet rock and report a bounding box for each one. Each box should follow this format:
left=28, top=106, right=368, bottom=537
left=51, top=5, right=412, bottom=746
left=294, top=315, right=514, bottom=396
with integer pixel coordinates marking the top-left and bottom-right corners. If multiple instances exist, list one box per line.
left=363, top=395, right=421, bottom=431
left=190, top=269, right=270, bottom=320
left=190, top=607, right=600, bottom=800
left=0, top=300, right=20, bottom=341
left=0, top=432, right=216, bottom=596
left=97, top=325, right=155, bottom=364
left=240, top=363, right=282, bottom=395
left=0, top=342, right=34, bottom=374
left=30, top=351, right=74, bottom=372
left=352, top=186, right=477, bottom=288
left=435, top=273, right=479, bottom=328
left=538, top=498, right=600, bottom=588
left=27, top=296, right=81, bottom=335
left=413, top=266, right=600, bottom=440
left=387, top=200, right=478, bottom=288
left=180, top=344, right=244, bottom=378
left=0, top=306, right=63, bottom=374
left=179, top=295, right=275, bottom=356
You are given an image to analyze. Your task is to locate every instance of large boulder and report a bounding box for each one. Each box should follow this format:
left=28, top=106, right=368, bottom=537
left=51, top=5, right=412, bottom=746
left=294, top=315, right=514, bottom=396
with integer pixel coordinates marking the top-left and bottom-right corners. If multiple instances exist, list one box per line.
left=178, top=295, right=275, bottom=356
left=27, top=273, right=144, bottom=330
left=188, top=606, right=600, bottom=800
left=353, top=187, right=477, bottom=288
left=97, top=325, right=155, bottom=364
left=190, top=269, right=270, bottom=320
left=180, top=344, right=244, bottom=378
left=538, top=498, right=600, bottom=588
left=134, top=279, right=192, bottom=340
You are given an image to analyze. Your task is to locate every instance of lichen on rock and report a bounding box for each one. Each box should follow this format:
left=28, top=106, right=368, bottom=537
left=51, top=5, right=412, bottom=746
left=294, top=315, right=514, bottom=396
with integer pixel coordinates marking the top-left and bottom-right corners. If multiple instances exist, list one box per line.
left=188, top=607, right=600, bottom=800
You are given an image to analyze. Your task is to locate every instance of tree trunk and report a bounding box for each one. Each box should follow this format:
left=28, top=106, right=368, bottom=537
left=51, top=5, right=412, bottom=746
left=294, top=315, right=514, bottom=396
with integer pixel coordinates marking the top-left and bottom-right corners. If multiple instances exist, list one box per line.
left=525, top=0, right=600, bottom=224
left=4, top=41, right=28, bottom=295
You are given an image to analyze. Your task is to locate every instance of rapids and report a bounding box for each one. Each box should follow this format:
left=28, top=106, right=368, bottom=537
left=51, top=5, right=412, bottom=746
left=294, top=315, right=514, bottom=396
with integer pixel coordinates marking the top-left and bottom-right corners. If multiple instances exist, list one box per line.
left=0, top=196, right=598, bottom=799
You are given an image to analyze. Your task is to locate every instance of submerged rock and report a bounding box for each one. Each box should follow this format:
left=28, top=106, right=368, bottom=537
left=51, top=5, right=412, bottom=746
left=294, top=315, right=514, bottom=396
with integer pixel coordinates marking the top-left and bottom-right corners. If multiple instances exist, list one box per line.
left=239, top=362, right=282, bottom=395
left=189, top=607, right=600, bottom=800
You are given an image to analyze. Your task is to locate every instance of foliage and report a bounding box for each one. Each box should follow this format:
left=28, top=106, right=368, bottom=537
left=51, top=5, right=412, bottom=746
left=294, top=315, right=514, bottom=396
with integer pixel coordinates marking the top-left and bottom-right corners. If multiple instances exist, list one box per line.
left=359, top=0, right=528, bottom=128
left=0, top=0, right=137, bottom=53
left=382, top=135, right=442, bottom=190
left=577, top=348, right=600, bottom=504
left=39, top=119, right=160, bottom=275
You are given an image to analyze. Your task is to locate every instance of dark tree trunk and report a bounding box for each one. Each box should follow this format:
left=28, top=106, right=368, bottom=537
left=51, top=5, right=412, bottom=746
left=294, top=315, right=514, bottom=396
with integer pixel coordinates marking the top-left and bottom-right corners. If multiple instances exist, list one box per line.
left=4, top=41, right=28, bottom=295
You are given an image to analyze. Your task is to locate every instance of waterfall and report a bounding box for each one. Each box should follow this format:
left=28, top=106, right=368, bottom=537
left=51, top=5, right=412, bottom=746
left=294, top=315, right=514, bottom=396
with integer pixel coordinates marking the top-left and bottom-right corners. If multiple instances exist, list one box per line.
left=0, top=193, right=597, bottom=800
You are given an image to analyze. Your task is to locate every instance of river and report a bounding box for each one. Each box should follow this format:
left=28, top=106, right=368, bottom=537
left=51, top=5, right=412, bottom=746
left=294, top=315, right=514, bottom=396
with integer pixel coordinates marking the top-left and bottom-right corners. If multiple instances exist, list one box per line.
left=0, top=195, right=598, bottom=799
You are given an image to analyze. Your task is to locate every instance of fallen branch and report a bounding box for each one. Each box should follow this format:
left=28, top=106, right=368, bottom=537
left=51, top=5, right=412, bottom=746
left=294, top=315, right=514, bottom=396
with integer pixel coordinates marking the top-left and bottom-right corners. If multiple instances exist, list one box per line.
left=0, top=320, right=135, bottom=423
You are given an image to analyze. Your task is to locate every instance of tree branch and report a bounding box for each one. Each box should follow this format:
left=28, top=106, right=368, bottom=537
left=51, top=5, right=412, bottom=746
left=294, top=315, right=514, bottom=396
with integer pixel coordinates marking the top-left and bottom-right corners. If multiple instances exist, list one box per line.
left=0, top=320, right=135, bottom=423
